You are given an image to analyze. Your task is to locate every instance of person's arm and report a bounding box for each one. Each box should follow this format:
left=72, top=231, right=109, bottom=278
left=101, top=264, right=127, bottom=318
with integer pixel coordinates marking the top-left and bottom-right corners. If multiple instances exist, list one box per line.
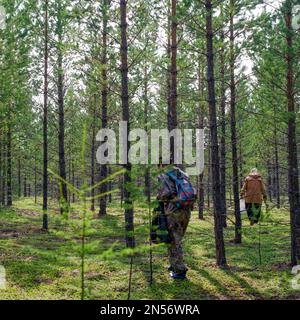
left=261, top=179, right=267, bottom=201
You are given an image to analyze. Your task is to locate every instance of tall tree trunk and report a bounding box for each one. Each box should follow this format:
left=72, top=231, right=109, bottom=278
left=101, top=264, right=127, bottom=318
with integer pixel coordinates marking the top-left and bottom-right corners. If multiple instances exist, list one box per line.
left=6, top=111, right=12, bottom=207
left=167, top=0, right=171, bottom=135
left=1, top=138, right=5, bottom=206
left=229, top=1, right=241, bottom=243
left=90, top=99, right=96, bottom=212
left=284, top=0, right=300, bottom=266
left=42, top=0, right=49, bottom=230
left=169, top=0, right=178, bottom=164
left=143, top=64, right=151, bottom=204
left=205, top=0, right=227, bottom=267
left=220, top=28, right=227, bottom=228
left=120, top=0, right=135, bottom=248
left=99, top=0, right=109, bottom=216
left=71, top=159, right=75, bottom=203
left=267, top=161, right=273, bottom=202
left=207, top=139, right=211, bottom=209
left=197, top=61, right=205, bottom=220
left=24, top=175, right=27, bottom=197
left=0, top=138, right=4, bottom=205
left=18, top=157, right=21, bottom=198
left=34, top=154, right=37, bottom=204
left=273, top=105, right=281, bottom=208
left=57, top=4, right=68, bottom=214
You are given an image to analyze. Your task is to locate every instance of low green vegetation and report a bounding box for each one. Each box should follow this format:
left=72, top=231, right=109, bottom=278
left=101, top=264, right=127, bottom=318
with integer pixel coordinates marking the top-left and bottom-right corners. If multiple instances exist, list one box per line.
left=0, top=198, right=298, bottom=300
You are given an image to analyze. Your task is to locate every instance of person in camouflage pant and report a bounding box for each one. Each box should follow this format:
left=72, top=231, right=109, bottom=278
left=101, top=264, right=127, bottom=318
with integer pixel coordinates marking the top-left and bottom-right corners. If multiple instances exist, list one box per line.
left=157, top=166, right=192, bottom=279
left=166, top=208, right=191, bottom=275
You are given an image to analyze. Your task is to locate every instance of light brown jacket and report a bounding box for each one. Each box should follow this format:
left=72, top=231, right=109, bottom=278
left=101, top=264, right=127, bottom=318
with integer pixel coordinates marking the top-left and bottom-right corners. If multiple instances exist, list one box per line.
left=240, top=173, right=267, bottom=204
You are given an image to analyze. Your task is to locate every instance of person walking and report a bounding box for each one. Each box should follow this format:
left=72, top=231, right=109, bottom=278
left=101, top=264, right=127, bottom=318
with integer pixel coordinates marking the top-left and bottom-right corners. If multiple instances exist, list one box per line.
left=156, top=165, right=195, bottom=280
left=240, top=168, right=267, bottom=225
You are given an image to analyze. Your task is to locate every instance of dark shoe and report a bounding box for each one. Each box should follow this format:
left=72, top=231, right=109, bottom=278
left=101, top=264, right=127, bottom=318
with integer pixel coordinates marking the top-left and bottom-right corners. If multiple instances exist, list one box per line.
left=250, top=219, right=255, bottom=226
left=167, top=265, right=174, bottom=272
left=169, top=271, right=187, bottom=280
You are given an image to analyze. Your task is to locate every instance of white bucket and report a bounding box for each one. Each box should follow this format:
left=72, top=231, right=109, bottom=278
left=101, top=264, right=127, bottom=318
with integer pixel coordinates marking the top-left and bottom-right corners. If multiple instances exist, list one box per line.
left=240, top=198, right=246, bottom=214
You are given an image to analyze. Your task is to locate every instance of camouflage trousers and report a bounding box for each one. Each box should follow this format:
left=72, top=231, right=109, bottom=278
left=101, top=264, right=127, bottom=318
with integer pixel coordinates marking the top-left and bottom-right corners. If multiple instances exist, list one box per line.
left=166, top=208, right=191, bottom=274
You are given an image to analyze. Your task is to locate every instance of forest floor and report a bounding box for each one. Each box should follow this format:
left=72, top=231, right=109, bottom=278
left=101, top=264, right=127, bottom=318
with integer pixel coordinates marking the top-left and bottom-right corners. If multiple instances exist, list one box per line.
left=0, top=197, right=299, bottom=300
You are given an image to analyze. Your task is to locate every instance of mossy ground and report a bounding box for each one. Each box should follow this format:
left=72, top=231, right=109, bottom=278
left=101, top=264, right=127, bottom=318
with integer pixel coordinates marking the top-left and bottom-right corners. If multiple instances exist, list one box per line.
left=0, top=197, right=299, bottom=300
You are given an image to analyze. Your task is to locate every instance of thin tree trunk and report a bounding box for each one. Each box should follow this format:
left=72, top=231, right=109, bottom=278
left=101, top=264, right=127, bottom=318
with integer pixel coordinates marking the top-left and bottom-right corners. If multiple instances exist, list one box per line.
left=220, top=28, right=227, bottom=228
left=57, top=4, right=68, bottom=214
left=99, top=0, right=109, bottom=216
left=198, top=174, right=205, bottom=219
left=6, top=110, right=12, bottom=207
left=167, top=0, right=171, bottom=134
left=0, top=138, right=5, bottom=206
left=267, top=162, right=273, bottom=202
left=90, top=101, right=96, bottom=212
left=72, top=160, right=75, bottom=203
left=34, top=154, right=37, bottom=204
left=273, top=108, right=280, bottom=208
left=229, top=1, right=241, bottom=243
left=42, top=0, right=49, bottom=230
left=205, top=0, right=227, bottom=267
left=120, top=0, right=135, bottom=248
left=0, top=138, right=3, bottom=205
left=197, top=61, right=205, bottom=220
left=284, top=0, right=300, bottom=266
left=18, top=157, right=21, bottom=198
left=207, top=140, right=211, bottom=209
left=24, top=175, right=27, bottom=197
left=169, top=0, right=178, bottom=164
left=143, top=65, right=151, bottom=204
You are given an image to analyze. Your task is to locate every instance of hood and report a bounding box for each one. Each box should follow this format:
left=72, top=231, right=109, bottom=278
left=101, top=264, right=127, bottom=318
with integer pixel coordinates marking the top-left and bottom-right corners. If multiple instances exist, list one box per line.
left=247, top=173, right=262, bottom=181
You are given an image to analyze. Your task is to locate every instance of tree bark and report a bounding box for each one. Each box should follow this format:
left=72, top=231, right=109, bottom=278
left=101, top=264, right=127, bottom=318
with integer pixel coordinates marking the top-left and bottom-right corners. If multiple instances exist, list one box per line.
left=273, top=105, right=281, bottom=208
left=42, top=0, right=49, bottom=230
left=0, top=138, right=4, bottom=205
left=6, top=111, right=12, bottom=206
left=229, top=1, right=241, bottom=243
left=169, top=0, right=178, bottom=164
left=220, top=28, right=227, bottom=228
left=18, top=157, right=21, bottom=198
left=205, top=0, right=227, bottom=267
left=57, top=3, right=68, bottom=214
left=120, top=0, right=135, bottom=248
left=143, top=65, right=151, bottom=204
left=90, top=98, right=96, bottom=212
left=0, top=138, right=5, bottom=206
left=99, top=0, right=109, bottom=216
left=284, top=0, right=300, bottom=266
left=197, top=61, right=205, bottom=220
